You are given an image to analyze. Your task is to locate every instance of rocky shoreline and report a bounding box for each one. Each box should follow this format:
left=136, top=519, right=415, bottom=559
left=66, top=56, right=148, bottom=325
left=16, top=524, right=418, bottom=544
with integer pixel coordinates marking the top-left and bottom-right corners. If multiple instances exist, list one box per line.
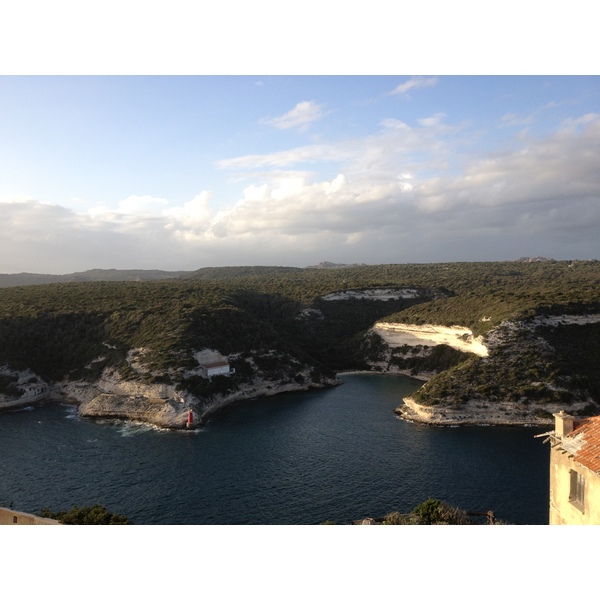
left=367, top=314, right=600, bottom=427
left=1, top=365, right=569, bottom=430
left=1, top=370, right=581, bottom=430
left=0, top=370, right=342, bottom=430
left=338, top=370, right=568, bottom=427
left=394, top=395, right=588, bottom=427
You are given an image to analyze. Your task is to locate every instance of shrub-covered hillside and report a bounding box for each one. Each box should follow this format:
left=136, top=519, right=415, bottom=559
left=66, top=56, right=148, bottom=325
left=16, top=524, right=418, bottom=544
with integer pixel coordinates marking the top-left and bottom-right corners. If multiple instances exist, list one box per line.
left=1, top=260, right=599, bottom=413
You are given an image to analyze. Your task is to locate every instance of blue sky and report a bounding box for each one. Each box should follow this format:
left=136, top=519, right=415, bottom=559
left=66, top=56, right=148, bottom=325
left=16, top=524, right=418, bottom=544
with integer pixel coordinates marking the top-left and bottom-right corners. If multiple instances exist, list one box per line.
left=1, top=74, right=599, bottom=273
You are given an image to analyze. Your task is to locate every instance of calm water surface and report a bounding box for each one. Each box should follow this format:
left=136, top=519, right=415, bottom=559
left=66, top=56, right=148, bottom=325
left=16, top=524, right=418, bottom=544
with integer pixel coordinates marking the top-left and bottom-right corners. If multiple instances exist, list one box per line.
left=0, top=374, right=549, bottom=524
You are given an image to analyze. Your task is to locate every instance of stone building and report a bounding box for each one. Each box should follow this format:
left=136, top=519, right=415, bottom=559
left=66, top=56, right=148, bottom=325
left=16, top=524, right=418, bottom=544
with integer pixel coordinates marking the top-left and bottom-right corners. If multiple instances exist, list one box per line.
left=547, top=411, right=600, bottom=524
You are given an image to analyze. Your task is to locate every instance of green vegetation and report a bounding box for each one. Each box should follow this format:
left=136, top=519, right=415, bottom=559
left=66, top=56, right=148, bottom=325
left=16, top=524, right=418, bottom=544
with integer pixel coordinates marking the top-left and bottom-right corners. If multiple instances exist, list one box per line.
left=39, top=504, right=130, bottom=524
left=412, top=320, right=600, bottom=410
left=390, top=343, right=471, bottom=376
left=1, top=261, right=599, bottom=413
left=380, top=261, right=600, bottom=335
left=380, top=498, right=496, bottom=525
left=339, top=498, right=503, bottom=524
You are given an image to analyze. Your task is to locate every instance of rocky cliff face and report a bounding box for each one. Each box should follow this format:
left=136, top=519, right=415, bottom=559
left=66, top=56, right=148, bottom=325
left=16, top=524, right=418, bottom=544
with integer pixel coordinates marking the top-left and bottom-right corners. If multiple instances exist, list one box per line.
left=2, top=340, right=340, bottom=429
left=55, top=369, right=191, bottom=428
left=372, top=322, right=488, bottom=356
left=396, top=396, right=590, bottom=427
left=52, top=344, right=341, bottom=429
left=78, top=393, right=192, bottom=429
left=71, top=367, right=339, bottom=429
left=379, top=314, right=600, bottom=426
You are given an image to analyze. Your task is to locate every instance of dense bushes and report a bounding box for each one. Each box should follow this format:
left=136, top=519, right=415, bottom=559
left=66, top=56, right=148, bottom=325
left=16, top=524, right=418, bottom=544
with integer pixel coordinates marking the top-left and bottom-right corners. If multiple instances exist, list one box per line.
left=341, top=498, right=495, bottom=525
left=39, top=504, right=129, bottom=524
left=413, top=320, right=600, bottom=409
left=390, top=343, right=471, bottom=375
left=0, top=261, right=599, bottom=410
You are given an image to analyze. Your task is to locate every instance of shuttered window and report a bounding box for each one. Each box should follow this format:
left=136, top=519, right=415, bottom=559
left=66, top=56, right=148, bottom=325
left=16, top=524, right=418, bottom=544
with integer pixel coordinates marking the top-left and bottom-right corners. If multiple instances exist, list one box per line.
left=569, top=469, right=585, bottom=511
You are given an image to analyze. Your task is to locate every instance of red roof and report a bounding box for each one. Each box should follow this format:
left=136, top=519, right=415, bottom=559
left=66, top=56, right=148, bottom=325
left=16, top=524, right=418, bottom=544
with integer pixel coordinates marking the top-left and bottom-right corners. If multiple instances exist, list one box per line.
left=569, top=416, right=600, bottom=474
left=204, top=361, right=229, bottom=369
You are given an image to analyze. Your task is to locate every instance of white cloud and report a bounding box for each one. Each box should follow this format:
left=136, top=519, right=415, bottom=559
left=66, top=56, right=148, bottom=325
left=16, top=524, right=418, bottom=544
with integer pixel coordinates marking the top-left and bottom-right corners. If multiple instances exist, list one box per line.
left=219, top=114, right=460, bottom=177
left=2, top=114, right=599, bottom=273
left=164, top=191, right=212, bottom=226
left=388, top=76, right=438, bottom=97
left=560, top=112, right=600, bottom=131
left=260, top=101, right=325, bottom=131
left=217, top=143, right=358, bottom=170
left=380, top=118, right=410, bottom=130
left=418, top=113, right=447, bottom=127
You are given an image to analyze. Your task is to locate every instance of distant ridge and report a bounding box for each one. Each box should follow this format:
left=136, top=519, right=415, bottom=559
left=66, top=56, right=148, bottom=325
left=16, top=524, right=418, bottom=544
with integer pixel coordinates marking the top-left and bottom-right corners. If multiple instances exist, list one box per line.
left=185, top=266, right=303, bottom=280
left=305, top=261, right=367, bottom=269
left=0, top=269, right=191, bottom=288
left=4, top=259, right=598, bottom=288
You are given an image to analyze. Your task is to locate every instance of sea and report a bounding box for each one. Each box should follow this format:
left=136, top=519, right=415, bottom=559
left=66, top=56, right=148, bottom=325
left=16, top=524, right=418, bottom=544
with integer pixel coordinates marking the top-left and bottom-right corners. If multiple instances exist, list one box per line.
left=0, top=373, right=550, bottom=525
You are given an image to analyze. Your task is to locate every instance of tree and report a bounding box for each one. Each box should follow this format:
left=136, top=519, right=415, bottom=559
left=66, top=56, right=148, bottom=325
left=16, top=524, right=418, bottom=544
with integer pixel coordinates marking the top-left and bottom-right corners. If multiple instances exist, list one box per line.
left=39, top=504, right=129, bottom=525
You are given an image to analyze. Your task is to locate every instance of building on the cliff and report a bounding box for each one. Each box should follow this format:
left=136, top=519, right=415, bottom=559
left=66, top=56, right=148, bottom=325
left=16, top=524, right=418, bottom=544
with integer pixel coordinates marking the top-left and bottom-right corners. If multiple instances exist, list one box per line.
left=196, top=349, right=231, bottom=379
left=22, top=382, right=48, bottom=397
left=546, top=411, right=600, bottom=524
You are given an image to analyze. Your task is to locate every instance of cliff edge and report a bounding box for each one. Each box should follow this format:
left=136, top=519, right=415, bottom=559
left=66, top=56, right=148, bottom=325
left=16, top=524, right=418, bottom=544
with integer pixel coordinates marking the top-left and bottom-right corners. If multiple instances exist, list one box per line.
left=377, top=314, right=600, bottom=426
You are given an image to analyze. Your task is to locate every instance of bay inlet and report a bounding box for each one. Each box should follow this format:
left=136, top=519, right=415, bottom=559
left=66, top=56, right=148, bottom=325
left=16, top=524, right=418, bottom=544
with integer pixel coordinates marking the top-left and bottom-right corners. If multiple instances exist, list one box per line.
left=0, top=373, right=549, bottom=524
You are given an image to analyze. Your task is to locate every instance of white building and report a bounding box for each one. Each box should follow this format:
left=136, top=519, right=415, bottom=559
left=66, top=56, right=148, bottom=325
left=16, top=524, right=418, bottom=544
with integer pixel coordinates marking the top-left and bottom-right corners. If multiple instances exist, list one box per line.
left=195, top=349, right=231, bottom=379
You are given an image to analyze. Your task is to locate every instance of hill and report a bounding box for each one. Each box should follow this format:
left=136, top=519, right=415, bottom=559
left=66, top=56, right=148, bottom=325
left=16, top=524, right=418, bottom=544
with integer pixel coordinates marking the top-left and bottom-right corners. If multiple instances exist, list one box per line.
left=0, top=269, right=190, bottom=288
left=1, top=261, right=599, bottom=427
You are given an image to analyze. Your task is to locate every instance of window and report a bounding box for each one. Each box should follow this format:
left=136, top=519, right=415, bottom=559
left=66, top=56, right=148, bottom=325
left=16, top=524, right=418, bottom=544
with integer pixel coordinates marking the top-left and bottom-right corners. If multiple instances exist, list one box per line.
left=569, top=469, right=585, bottom=511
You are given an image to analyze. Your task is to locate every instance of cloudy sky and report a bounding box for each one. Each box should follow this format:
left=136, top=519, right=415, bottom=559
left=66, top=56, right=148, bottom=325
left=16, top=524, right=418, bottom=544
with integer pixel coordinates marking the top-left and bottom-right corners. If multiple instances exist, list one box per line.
left=1, top=74, right=598, bottom=273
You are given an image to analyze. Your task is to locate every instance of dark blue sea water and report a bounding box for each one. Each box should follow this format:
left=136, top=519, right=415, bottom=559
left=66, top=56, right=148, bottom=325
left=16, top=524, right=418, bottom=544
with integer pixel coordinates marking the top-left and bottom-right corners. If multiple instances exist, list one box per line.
left=0, top=373, right=550, bottom=524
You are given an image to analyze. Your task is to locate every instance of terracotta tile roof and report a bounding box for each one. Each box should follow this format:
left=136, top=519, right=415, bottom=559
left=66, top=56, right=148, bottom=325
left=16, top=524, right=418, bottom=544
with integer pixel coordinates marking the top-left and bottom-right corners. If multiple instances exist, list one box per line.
left=568, top=416, right=600, bottom=474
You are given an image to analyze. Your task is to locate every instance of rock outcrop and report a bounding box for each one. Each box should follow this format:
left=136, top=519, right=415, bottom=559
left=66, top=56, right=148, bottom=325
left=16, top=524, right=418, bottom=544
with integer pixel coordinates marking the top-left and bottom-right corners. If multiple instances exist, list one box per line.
left=373, top=322, right=488, bottom=356
left=78, top=393, right=192, bottom=429
left=73, top=369, right=339, bottom=430
left=389, top=314, right=600, bottom=426
left=396, top=396, right=590, bottom=427
left=52, top=344, right=341, bottom=430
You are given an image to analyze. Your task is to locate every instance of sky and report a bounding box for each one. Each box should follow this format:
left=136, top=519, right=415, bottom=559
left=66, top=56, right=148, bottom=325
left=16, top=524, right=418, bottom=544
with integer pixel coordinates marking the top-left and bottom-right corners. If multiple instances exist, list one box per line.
left=1, top=74, right=598, bottom=273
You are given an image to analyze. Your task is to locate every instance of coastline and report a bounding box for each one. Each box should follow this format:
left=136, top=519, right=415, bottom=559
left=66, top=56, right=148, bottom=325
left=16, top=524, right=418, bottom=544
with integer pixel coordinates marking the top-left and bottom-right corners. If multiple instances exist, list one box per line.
left=1, top=369, right=342, bottom=430
left=395, top=395, right=567, bottom=427
left=193, top=376, right=342, bottom=426
left=336, top=369, right=430, bottom=382
left=71, top=372, right=342, bottom=430
left=337, top=370, right=557, bottom=427
left=2, top=367, right=576, bottom=430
